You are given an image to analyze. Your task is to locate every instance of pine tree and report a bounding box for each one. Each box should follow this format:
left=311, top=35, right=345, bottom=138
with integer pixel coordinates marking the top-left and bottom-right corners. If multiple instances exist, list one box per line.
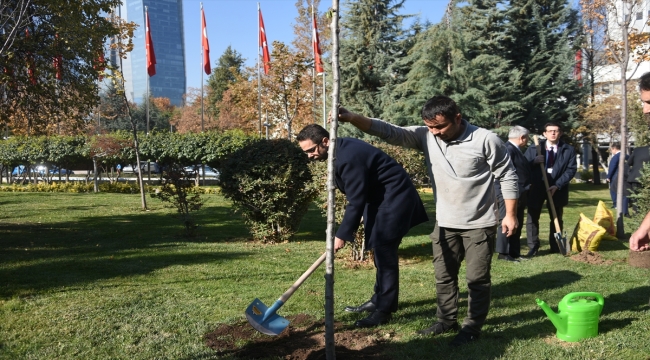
left=502, top=0, right=586, bottom=133
left=206, top=46, right=245, bottom=120
left=338, top=0, right=414, bottom=136
left=383, top=0, right=520, bottom=128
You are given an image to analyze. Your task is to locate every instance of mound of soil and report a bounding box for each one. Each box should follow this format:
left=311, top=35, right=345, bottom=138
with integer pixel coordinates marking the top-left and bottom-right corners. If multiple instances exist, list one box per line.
left=570, top=250, right=613, bottom=265
left=204, top=314, right=393, bottom=359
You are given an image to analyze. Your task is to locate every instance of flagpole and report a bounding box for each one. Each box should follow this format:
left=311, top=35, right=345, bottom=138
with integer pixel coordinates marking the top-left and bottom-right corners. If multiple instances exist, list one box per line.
left=312, top=4, right=317, bottom=124
left=322, top=72, right=326, bottom=127
left=200, top=2, right=204, bottom=132
left=145, top=6, right=150, bottom=135
left=257, top=3, right=262, bottom=138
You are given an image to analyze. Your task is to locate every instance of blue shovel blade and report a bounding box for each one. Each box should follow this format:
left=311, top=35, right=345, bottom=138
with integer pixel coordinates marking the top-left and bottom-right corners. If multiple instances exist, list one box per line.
left=245, top=298, right=289, bottom=336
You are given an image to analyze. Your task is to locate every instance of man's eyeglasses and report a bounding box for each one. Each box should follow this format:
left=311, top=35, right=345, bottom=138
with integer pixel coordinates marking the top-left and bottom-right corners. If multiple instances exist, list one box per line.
left=545, top=130, right=560, bottom=134
left=303, top=141, right=322, bottom=154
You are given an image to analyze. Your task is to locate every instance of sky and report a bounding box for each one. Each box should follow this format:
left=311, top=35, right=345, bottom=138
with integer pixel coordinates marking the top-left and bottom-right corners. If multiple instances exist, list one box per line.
left=182, top=0, right=449, bottom=92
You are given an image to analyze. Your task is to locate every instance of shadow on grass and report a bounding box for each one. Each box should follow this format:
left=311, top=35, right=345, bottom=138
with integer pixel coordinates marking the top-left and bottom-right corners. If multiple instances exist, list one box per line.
left=0, top=204, right=253, bottom=298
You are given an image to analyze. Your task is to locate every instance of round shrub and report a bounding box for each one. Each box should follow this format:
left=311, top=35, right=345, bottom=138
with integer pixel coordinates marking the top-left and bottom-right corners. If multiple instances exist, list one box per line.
left=219, top=139, right=319, bottom=243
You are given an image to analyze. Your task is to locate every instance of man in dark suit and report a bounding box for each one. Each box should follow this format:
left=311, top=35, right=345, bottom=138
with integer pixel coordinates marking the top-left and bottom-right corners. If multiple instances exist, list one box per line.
left=606, top=143, right=629, bottom=215
left=524, top=122, right=577, bottom=255
left=627, top=145, right=650, bottom=213
left=296, top=124, right=429, bottom=328
left=495, top=126, right=532, bottom=262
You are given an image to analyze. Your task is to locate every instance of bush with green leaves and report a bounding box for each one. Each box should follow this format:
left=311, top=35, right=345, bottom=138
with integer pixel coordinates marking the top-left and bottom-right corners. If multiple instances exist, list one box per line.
left=219, top=139, right=319, bottom=243
left=150, top=167, right=206, bottom=236
left=628, top=162, right=650, bottom=230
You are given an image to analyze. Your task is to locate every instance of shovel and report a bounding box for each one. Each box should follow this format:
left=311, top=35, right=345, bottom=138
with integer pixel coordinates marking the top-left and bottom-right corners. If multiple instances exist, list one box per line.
left=245, top=252, right=327, bottom=335
left=534, top=136, right=569, bottom=256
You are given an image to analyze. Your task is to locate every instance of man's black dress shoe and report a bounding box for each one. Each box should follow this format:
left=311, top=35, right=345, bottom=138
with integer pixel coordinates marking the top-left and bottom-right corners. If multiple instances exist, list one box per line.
left=354, top=310, right=391, bottom=328
left=344, top=300, right=376, bottom=313
left=525, top=246, right=539, bottom=257
left=497, top=254, right=519, bottom=262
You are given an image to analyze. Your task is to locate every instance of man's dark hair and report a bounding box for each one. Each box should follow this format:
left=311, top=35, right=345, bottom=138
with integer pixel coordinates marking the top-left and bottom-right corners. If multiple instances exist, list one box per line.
left=543, top=122, right=563, bottom=132
left=421, top=95, right=460, bottom=121
left=297, top=124, right=329, bottom=143
left=611, top=142, right=620, bottom=150
left=640, top=72, right=650, bottom=91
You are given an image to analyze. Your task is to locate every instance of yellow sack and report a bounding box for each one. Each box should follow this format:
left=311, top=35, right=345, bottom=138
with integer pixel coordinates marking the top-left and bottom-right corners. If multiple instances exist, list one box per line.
left=570, top=213, right=606, bottom=252
left=593, top=200, right=617, bottom=241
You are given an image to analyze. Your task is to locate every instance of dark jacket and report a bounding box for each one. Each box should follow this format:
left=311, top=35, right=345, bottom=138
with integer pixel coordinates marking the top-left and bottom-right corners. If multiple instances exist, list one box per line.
left=334, top=138, right=428, bottom=247
left=506, top=140, right=531, bottom=194
left=524, top=139, right=577, bottom=208
left=607, top=151, right=629, bottom=183
left=627, top=146, right=650, bottom=184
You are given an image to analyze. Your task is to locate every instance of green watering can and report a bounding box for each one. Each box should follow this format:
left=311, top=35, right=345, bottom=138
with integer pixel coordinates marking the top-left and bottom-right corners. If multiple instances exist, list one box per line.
left=536, top=292, right=604, bottom=342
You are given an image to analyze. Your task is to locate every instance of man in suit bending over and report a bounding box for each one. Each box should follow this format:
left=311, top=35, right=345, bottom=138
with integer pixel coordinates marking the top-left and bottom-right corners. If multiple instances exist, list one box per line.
left=296, top=124, right=429, bottom=329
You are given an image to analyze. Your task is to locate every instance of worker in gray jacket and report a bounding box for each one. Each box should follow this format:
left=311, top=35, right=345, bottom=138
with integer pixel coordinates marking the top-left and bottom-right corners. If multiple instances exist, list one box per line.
left=334, top=95, right=519, bottom=347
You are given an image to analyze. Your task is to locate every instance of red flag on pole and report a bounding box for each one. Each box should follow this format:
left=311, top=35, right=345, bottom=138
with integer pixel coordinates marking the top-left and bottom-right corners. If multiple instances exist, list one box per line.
left=201, top=7, right=211, bottom=75
left=145, top=9, right=156, bottom=77
left=25, top=28, right=37, bottom=85
left=574, top=49, right=582, bottom=82
left=53, top=34, right=63, bottom=80
left=96, top=49, right=106, bottom=81
left=312, top=12, right=324, bottom=74
left=259, top=8, right=270, bottom=75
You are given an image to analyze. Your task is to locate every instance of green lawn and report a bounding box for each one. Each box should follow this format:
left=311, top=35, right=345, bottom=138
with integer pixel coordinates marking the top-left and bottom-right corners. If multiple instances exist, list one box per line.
left=0, top=183, right=649, bottom=359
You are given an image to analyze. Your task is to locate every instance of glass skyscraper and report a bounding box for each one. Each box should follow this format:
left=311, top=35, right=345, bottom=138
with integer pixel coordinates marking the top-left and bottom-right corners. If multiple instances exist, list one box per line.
left=118, top=0, right=186, bottom=106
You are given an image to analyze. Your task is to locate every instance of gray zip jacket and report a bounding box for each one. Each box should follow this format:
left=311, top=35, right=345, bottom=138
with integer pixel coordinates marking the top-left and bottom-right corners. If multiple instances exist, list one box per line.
left=367, top=118, right=518, bottom=229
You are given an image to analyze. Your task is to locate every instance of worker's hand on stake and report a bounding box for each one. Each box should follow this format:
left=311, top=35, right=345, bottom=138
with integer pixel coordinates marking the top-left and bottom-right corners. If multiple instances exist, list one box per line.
left=533, top=155, right=545, bottom=164
left=548, top=185, right=558, bottom=197
left=334, top=237, right=346, bottom=252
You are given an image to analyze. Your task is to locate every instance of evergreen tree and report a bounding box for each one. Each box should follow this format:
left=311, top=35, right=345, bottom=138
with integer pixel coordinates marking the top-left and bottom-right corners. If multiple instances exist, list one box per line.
left=502, top=0, right=585, bottom=133
left=206, top=46, right=245, bottom=119
left=384, top=0, right=520, bottom=128
left=338, top=0, right=414, bottom=136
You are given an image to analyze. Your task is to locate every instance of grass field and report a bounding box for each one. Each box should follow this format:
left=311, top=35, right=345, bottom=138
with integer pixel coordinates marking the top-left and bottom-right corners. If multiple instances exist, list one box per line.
left=0, top=183, right=649, bottom=359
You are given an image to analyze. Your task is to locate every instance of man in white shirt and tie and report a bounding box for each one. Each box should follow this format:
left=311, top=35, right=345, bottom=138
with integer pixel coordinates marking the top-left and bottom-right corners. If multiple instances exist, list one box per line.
left=523, top=122, right=577, bottom=255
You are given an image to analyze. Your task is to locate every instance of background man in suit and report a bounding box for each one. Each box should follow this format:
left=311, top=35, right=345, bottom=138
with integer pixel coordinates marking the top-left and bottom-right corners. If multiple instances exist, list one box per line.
left=606, top=143, right=628, bottom=215
left=495, top=126, right=531, bottom=262
left=524, top=122, right=577, bottom=255
left=333, top=95, right=519, bottom=347
left=296, top=124, right=429, bottom=328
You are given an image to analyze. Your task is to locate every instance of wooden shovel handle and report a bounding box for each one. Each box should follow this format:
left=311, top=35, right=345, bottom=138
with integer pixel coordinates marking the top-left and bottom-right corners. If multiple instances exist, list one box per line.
left=278, top=252, right=327, bottom=303
left=534, top=136, right=562, bottom=234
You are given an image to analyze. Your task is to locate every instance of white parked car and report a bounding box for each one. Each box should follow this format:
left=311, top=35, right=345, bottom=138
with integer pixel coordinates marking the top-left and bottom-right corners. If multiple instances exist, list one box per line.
left=183, top=165, right=219, bottom=179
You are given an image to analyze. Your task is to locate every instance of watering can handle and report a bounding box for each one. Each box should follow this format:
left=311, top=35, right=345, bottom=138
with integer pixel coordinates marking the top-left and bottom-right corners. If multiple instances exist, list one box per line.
left=565, top=292, right=605, bottom=312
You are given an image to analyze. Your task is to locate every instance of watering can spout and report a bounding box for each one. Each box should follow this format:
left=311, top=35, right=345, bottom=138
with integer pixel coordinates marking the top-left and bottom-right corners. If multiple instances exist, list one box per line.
left=536, top=298, right=566, bottom=334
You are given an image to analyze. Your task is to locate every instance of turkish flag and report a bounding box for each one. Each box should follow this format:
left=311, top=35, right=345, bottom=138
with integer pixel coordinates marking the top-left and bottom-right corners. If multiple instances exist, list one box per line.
left=54, top=34, right=62, bottom=80
left=25, top=29, right=37, bottom=85
left=312, top=13, right=324, bottom=74
left=201, top=7, right=211, bottom=75
left=259, top=8, right=270, bottom=75
left=145, top=9, right=156, bottom=77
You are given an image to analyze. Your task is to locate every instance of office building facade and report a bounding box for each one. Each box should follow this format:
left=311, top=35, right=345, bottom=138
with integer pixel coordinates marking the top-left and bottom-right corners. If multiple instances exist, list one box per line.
left=117, top=0, right=186, bottom=106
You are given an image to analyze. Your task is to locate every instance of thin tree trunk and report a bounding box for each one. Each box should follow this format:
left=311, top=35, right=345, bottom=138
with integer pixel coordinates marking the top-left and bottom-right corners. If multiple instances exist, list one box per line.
left=325, top=1, right=340, bottom=358
left=616, top=18, right=630, bottom=238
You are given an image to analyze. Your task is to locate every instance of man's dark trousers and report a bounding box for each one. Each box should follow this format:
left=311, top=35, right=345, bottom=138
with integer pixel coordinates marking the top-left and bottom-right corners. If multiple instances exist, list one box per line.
left=526, top=196, right=564, bottom=253
left=496, top=191, right=527, bottom=258
left=370, top=240, right=401, bottom=313
left=430, top=223, right=495, bottom=335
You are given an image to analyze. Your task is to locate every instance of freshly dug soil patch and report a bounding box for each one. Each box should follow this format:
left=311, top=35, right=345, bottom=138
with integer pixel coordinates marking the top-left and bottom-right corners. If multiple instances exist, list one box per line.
left=629, top=249, right=650, bottom=268
left=204, top=314, right=392, bottom=359
left=570, top=250, right=613, bottom=265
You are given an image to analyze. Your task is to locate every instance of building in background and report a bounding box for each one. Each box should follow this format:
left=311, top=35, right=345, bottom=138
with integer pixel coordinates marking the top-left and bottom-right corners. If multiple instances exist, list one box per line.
left=114, top=0, right=186, bottom=106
